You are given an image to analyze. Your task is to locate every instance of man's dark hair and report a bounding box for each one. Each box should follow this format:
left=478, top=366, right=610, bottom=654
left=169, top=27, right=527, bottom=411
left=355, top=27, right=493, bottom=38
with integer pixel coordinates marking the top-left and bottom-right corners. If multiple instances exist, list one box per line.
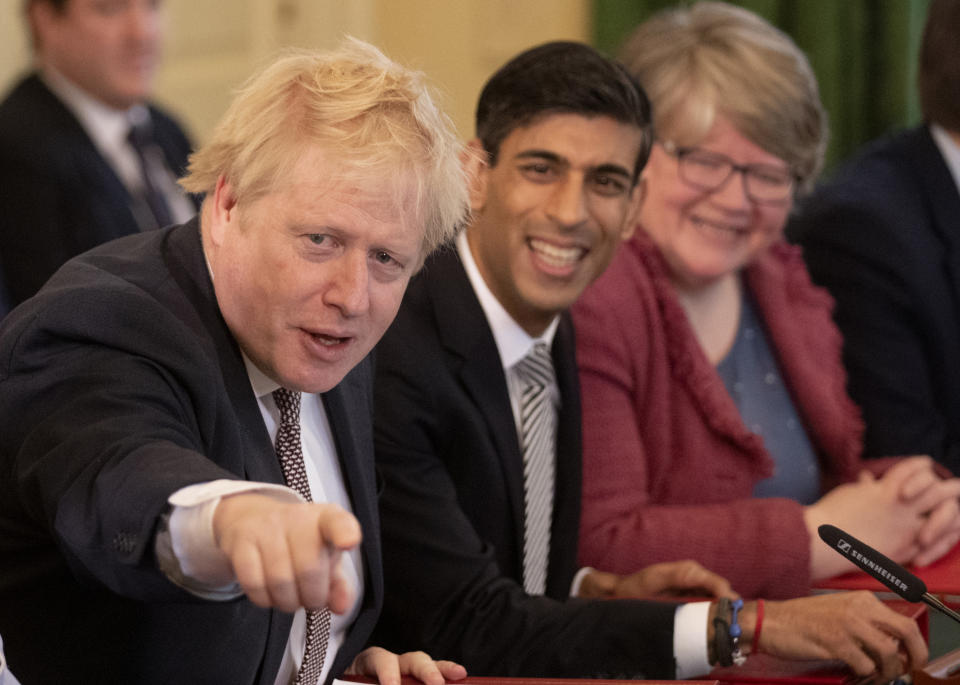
left=475, top=41, right=653, bottom=183
left=25, top=0, right=69, bottom=12
left=919, top=0, right=960, bottom=131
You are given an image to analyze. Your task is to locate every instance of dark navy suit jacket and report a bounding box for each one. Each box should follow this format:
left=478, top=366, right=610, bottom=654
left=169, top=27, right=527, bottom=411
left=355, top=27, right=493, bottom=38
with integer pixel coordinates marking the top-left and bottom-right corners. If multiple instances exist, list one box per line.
left=788, top=125, right=960, bottom=474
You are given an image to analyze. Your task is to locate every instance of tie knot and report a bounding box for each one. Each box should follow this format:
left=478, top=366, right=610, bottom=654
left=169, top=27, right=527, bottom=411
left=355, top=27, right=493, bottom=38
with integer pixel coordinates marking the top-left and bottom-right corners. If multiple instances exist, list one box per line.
left=272, top=388, right=301, bottom=427
left=514, top=342, right=554, bottom=388
left=127, top=119, right=153, bottom=150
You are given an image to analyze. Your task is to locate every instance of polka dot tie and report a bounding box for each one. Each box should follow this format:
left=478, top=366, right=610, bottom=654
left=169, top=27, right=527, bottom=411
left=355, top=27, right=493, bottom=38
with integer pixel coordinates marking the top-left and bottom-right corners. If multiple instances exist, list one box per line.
left=513, top=343, right=556, bottom=595
left=273, top=388, right=331, bottom=685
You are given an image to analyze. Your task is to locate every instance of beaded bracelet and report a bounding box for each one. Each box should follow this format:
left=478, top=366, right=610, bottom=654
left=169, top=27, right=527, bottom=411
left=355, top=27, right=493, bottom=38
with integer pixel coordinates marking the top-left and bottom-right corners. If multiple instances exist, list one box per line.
left=712, top=598, right=747, bottom=667
left=712, top=598, right=732, bottom=667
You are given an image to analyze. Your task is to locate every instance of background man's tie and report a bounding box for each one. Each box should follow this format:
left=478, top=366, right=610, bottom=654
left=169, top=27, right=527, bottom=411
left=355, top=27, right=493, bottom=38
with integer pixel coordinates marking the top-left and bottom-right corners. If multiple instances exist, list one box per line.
left=514, top=342, right=557, bottom=595
left=273, top=388, right=331, bottom=685
left=127, top=119, right=173, bottom=230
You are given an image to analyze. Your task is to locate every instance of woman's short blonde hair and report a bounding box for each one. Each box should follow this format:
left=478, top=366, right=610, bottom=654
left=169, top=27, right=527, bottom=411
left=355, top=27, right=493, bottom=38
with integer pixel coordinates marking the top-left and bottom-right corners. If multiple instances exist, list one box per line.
left=181, top=38, right=469, bottom=256
left=619, top=1, right=827, bottom=193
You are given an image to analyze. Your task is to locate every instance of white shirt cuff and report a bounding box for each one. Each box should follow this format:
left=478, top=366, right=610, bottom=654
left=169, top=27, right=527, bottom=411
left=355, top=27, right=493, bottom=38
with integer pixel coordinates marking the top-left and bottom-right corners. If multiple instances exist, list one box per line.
left=157, top=479, right=303, bottom=599
left=569, top=566, right=594, bottom=597
left=674, top=601, right=712, bottom=679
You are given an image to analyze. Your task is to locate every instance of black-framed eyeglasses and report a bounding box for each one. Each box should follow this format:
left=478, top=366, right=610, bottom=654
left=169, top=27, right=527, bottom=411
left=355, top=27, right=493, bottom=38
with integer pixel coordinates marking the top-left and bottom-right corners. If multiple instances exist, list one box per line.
left=660, top=140, right=796, bottom=204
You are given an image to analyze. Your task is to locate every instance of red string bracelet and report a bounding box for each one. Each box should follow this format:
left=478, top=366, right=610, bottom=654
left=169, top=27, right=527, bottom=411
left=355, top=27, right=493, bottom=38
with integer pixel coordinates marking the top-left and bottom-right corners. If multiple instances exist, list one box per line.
left=751, top=599, right=765, bottom=654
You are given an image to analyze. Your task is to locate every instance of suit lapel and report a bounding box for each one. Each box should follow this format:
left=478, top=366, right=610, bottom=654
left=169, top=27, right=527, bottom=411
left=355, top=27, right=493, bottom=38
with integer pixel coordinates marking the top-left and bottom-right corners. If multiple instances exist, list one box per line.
left=547, top=314, right=583, bottom=597
left=323, top=365, right=381, bottom=576
left=427, top=250, right=528, bottom=558
left=27, top=75, right=144, bottom=238
left=165, top=221, right=282, bottom=485
left=71, top=141, right=145, bottom=232
left=322, top=361, right=382, bottom=679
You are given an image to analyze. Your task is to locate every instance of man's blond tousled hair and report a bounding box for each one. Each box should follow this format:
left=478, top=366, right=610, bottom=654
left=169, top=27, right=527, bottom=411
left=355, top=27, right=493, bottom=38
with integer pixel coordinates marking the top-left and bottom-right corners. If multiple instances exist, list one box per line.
left=181, top=38, right=469, bottom=256
left=619, top=1, right=826, bottom=194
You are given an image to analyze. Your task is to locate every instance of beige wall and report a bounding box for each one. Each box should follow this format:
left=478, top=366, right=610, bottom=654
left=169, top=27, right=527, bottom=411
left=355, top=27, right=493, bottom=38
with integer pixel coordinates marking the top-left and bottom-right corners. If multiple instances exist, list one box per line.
left=0, top=0, right=589, bottom=142
left=0, top=0, right=31, bottom=90
left=372, top=0, right=590, bottom=138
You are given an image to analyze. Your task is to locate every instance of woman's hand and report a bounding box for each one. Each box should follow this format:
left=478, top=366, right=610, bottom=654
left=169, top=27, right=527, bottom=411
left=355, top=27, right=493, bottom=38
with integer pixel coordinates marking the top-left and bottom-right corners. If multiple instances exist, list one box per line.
left=805, top=456, right=960, bottom=579
left=345, top=647, right=467, bottom=685
left=896, top=456, right=960, bottom=566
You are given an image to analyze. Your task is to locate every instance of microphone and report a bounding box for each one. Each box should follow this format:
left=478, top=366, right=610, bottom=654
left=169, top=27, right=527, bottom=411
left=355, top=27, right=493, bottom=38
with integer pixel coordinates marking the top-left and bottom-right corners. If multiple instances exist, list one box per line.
left=818, top=524, right=960, bottom=626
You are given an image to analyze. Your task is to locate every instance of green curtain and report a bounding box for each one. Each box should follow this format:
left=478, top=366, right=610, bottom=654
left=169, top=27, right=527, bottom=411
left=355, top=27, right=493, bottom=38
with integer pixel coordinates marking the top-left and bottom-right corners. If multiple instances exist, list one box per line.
left=593, top=0, right=931, bottom=175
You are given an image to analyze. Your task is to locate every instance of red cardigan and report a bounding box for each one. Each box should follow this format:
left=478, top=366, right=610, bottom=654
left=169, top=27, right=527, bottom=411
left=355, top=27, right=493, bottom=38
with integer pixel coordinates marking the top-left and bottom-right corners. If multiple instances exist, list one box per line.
left=572, top=231, right=866, bottom=599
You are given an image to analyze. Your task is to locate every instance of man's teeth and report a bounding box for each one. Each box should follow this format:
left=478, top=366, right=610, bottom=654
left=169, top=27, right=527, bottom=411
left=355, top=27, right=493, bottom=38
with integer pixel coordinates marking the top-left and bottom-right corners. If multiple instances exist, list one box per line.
left=530, top=239, right=584, bottom=266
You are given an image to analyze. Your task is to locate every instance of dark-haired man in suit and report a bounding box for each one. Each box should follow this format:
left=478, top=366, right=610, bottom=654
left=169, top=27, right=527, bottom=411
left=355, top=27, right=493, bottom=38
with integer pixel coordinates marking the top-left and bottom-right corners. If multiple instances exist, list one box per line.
left=371, top=40, right=927, bottom=683
left=0, top=0, right=197, bottom=308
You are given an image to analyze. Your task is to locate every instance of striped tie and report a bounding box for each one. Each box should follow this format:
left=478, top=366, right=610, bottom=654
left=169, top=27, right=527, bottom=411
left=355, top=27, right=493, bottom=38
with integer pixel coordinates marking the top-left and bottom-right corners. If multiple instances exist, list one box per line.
left=514, top=342, right=557, bottom=595
left=272, top=388, right=331, bottom=685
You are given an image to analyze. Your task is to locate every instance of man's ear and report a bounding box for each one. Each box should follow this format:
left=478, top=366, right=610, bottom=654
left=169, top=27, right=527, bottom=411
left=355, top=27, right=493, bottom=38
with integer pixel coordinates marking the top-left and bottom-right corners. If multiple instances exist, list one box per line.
left=620, top=176, right=646, bottom=241
left=463, top=139, right=490, bottom=213
left=29, top=0, right=59, bottom=52
left=208, top=175, right=239, bottom=246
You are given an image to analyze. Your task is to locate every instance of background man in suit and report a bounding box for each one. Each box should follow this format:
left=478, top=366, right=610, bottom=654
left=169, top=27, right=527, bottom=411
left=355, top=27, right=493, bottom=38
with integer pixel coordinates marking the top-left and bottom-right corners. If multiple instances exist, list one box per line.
left=0, top=39, right=469, bottom=685
left=0, top=0, right=198, bottom=309
left=788, top=0, right=960, bottom=474
left=371, top=40, right=926, bottom=683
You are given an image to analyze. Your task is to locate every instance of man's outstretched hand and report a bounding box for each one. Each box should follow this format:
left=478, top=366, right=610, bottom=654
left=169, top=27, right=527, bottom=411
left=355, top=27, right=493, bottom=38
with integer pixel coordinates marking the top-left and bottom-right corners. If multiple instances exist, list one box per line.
left=213, top=493, right=362, bottom=612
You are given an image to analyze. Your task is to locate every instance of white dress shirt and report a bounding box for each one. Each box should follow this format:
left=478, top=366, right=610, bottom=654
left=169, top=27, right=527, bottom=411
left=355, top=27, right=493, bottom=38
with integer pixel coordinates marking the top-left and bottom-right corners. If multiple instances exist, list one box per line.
left=457, top=231, right=712, bottom=678
left=160, top=356, right=364, bottom=685
left=0, top=635, right=20, bottom=685
left=931, top=123, right=960, bottom=195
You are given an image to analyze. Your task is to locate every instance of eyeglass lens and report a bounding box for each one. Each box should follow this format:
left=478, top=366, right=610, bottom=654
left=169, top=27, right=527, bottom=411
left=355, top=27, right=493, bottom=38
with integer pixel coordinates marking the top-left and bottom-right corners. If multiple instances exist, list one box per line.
left=678, top=150, right=793, bottom=203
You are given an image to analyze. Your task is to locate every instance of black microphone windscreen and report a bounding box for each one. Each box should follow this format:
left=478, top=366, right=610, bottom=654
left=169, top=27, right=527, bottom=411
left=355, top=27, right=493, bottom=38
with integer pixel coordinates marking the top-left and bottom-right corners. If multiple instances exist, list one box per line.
left=818, top=524, right=927, bottom=603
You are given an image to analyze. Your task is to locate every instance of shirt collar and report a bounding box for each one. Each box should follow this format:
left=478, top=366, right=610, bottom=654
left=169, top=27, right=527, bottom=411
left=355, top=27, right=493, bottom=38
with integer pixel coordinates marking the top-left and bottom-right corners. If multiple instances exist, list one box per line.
left=40, top=65, right=140, bottom=155
left=930, top=123, right=960, bottom=195
left=243, top=353, right=281, bottom=399
left=456, top=230, right=558, bottom=371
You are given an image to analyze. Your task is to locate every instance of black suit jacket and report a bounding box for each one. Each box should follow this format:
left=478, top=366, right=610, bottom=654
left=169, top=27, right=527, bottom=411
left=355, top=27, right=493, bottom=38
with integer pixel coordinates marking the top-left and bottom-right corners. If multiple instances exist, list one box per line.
left=0, top=73, right=197, bottom=307
left=371, top=247, right=676, bottom=678
left=0, top=220, right=383, bottom=684
left=0, top=264, right=8, bottom=319
left=787, top=125, right=960, bottom=474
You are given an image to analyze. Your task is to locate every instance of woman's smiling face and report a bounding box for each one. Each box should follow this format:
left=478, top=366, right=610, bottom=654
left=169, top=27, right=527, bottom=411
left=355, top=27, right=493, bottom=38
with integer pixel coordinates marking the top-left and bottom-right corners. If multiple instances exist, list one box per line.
left=639, top=116, right=793, bottom=289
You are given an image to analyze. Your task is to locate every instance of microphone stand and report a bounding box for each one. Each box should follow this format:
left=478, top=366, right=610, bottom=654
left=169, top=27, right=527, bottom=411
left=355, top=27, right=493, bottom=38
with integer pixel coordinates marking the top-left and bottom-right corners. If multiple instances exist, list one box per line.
left=817, top=525, right=960, bottom=683
left=924, top=593, right=960, bottom=627
left=913, top=593, right=960, bottom=683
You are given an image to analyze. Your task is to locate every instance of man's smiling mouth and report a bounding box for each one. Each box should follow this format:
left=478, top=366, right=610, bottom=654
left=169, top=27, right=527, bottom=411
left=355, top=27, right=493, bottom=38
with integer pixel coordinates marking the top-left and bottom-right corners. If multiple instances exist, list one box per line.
left=529, top=238, right=586, bottom=268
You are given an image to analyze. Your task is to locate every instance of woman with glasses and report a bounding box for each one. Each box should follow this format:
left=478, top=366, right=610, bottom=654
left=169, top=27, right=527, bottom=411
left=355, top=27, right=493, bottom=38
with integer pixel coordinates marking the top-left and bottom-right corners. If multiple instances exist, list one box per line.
left=573, top=0, right=960, bottom=600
